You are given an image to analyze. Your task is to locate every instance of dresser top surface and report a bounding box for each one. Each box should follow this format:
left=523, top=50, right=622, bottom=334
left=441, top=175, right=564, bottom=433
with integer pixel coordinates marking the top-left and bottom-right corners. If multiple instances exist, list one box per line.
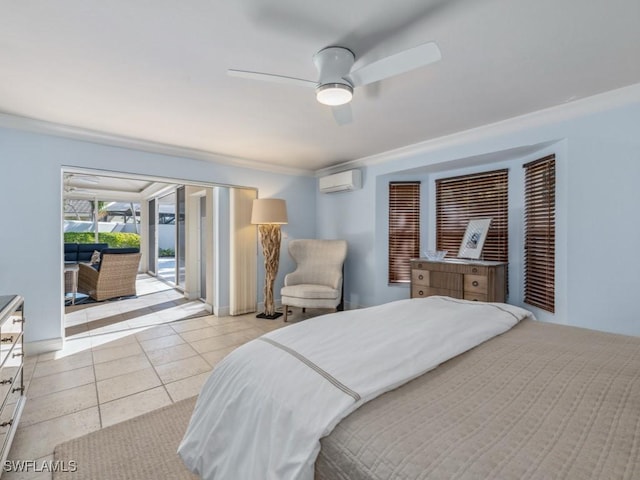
left=0, top=295, right=22, bottom=318
left=411, top=258, right=506, bottom=267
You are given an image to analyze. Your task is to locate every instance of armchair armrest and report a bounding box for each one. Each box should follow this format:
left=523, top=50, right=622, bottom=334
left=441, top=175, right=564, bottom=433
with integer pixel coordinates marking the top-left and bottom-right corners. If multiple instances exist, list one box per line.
left=78, top=262, right=99, bottom=294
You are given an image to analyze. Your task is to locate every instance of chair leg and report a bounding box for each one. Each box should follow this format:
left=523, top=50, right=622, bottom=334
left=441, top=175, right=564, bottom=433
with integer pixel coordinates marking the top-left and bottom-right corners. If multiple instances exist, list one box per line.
left=283, top=305, right=288, bottom=323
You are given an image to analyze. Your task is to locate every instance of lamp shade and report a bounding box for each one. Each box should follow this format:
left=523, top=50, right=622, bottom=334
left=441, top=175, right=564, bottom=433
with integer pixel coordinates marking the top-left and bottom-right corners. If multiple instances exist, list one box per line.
left=251, top=198, right=288, bottom=225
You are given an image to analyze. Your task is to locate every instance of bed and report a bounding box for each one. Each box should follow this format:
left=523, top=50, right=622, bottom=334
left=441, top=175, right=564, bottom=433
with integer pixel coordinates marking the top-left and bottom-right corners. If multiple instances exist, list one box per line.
left=178, top=296, right=640, bottom=480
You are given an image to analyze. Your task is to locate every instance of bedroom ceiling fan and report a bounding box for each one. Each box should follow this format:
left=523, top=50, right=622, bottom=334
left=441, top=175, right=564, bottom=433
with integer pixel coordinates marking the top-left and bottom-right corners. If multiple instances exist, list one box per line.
left=228, top=42, right=441, bottom=125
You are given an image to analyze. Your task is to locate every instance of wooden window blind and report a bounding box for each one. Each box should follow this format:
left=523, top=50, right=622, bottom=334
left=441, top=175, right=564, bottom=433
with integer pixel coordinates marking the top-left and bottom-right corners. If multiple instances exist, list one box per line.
left=523, top=155, right=556, bottom=313
left=436, top=169, right=509, bottom=263
left=389, top=182, right=420, bottom=283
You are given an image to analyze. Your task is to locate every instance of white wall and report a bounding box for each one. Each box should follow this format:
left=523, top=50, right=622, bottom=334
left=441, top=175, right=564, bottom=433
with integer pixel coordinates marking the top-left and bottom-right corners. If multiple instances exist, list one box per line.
left=317, top=84, right=640, bottom=336
left=0, top=129, right=315, bottom=353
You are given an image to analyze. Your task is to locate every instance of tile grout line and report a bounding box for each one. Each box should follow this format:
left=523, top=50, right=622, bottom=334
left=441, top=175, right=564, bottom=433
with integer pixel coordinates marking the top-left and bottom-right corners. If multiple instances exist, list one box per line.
left=91, top=348, right=104, bottom=429
left=135, top=328, right=178, bottom=405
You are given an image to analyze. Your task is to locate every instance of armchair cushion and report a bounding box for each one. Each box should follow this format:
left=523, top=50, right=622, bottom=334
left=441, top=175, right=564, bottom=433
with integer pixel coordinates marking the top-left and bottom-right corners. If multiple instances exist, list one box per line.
left=281, top=284, right=339, bottom=300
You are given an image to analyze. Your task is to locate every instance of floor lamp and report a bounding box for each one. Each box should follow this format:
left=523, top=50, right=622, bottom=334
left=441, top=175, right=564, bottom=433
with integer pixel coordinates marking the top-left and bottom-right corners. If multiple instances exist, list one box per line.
left=251, top=198, right=288, bottom=319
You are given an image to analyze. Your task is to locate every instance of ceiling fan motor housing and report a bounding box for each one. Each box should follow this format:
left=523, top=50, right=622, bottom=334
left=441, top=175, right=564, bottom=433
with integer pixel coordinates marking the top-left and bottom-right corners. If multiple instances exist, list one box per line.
left=313, top=47, right=355, bottom=105
left=313, top=47, right=355, bottom=87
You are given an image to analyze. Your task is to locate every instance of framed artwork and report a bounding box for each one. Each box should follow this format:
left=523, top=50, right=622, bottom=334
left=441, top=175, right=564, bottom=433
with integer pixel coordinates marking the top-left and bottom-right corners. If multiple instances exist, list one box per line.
left=457, top=218, right=492, bottom=259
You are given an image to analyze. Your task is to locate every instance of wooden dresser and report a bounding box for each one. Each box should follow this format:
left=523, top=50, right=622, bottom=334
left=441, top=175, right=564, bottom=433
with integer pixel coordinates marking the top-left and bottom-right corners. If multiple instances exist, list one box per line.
left=410, top=259, right=506, bottom=302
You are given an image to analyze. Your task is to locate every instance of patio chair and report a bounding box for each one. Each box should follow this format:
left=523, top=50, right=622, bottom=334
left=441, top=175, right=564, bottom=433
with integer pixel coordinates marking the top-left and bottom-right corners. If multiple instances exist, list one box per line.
left=78, top=249, right=141, bottom=301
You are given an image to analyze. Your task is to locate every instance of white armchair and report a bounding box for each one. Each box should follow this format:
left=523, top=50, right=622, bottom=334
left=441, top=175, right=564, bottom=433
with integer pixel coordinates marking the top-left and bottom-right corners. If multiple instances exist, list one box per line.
left=281, top=239, right=348, bottom=322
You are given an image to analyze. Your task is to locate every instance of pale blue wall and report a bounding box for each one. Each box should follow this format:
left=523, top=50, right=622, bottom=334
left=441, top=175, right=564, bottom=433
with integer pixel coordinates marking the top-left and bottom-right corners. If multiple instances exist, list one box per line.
left=316, top=88, right=640, bottom=336
left=1, top=86, right=638, bottom=349
left=0, top=128, right=316, bottom=348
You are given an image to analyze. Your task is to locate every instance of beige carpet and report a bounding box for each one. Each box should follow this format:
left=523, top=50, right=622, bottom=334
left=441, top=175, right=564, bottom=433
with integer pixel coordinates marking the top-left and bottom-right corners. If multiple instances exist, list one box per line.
left=53, top=397, right=198, bottom=479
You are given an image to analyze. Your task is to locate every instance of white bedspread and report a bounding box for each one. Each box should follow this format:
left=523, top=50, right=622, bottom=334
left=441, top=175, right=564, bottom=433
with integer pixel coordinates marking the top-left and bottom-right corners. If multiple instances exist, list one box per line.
left=178, top=296, right=533, bottom=480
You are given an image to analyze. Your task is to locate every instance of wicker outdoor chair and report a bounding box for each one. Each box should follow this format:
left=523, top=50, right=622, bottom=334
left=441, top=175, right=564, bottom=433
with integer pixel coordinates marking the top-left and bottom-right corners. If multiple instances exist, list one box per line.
left=78, top=251, right=141, bottom=301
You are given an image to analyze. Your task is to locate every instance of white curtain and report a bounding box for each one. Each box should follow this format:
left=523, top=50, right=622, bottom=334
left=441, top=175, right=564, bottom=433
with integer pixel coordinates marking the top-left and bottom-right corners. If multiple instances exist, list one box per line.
left=229, top=188, right=257, bottom=315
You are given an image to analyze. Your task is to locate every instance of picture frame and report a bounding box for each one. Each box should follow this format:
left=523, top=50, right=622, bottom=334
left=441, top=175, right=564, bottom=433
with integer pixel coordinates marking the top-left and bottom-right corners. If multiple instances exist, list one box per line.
left=457, top=218, right=492, bottom=259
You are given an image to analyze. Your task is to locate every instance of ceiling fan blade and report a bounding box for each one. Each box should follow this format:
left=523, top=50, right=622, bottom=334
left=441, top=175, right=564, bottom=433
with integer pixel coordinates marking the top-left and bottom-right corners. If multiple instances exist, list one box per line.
left=347, top=42, right=441, bottom=87
left=228, top=69, right=317, bottom=88
left=332, top=104, right=353, bottom=126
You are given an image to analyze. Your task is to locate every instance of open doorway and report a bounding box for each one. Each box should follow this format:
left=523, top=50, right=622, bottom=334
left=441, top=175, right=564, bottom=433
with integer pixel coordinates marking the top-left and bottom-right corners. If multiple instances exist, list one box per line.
left=62, top=168, right=221, bottom=340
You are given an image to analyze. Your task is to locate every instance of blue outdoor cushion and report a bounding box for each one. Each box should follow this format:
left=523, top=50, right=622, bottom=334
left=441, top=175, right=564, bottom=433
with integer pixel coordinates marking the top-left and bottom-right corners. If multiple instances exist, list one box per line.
left=100, top=247, right=140, bottom=256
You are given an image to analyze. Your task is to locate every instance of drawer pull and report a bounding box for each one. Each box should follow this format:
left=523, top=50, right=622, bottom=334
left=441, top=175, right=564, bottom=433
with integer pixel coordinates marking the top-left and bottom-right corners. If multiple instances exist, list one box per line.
left=472, top=267, right=478, bottom=273
left=472, top=281, right=479, bottom=287
left=418, top=274, right=424, bottom=280
left=12, top=318, right=25, bottom=324
left=417, top=263, right=423, bottom=269
left=12, top=386, right=24, bottom=394
left=0, top=420, right=12, bottom=428
left=0, top=337, right=13, bottom=343
left=418, top=290, right=424, bottom=296
left=12, top=352, right=23, bottom=358
left=0, top=377, right=13, bottom=385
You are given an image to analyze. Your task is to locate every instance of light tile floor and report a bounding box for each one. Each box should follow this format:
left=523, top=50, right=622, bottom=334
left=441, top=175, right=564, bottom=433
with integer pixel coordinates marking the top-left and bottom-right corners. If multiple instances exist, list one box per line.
left=3, top=275, right=303, bottom=479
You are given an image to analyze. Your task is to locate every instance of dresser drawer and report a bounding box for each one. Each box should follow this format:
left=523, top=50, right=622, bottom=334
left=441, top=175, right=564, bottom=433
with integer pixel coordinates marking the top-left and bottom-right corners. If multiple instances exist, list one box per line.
left=412, top=286, right=462, bottom=299
left=464, top=265, right=487, bottom=276
left=0, top=366, right=21, bottom=404
left=464, top=292, right=488, bottom=302
left=0, top=335, right=22, bottom=369
left=411, top=269, right=429, bottom=286
left=430, top=272, right=462, bottom=291
left=0, top=381, right=23, bottom=434
left=464, top=274, right=488, bottom=294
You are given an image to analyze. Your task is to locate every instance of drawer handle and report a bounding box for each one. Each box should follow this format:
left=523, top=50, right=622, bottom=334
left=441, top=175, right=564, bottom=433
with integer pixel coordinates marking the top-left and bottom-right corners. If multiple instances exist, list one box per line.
left=472, top=268, right=478, bottom=273
left=472, top=281, right=479, bottom=287
left=417, top=263, right=423, bottom=268
left=0, top=377, right=12, bottom=385
left=0, top=337, right=13, bottom=343
left=12, top=386, right=24, bottom=394
left=418, top=274, right=424, bottom=280
left=418, top=290, right=424, bottom=296
left=12, top=352, right=23, bottom=358
left=12, top=318, right=24, bottom=324
left=0, top=420, right=12, bottom=428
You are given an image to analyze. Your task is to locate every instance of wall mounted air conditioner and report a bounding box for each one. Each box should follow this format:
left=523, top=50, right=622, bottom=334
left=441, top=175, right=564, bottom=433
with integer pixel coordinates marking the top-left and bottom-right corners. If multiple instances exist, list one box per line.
left=318, top=169, right=362, bottom=193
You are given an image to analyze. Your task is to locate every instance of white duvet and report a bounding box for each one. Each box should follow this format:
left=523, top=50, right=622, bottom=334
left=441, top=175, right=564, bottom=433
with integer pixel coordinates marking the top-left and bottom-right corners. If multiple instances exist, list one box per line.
left=178, top=296, right=533, bottom=480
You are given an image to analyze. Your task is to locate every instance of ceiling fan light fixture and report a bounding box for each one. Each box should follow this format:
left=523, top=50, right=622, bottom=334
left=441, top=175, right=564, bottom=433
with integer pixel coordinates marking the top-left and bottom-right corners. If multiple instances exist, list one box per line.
left=316, top=83, right=353, bottom=106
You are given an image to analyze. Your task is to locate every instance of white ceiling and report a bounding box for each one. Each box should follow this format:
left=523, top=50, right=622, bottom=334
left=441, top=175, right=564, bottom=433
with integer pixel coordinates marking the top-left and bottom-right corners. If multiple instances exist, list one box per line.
left=2, top=0, right=639, bottom=172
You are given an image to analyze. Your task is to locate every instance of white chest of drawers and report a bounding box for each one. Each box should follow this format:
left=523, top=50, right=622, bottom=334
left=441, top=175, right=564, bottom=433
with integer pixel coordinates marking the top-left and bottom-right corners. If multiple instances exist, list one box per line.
left=0, top=295, right=26, bottom=470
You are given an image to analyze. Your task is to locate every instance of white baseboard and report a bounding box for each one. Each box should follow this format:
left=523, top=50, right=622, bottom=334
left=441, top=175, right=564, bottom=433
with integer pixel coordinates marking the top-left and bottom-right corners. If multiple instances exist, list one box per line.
left=25, top=337, right=64, bottom=356
left=214, top=305, right=230, bottom=317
